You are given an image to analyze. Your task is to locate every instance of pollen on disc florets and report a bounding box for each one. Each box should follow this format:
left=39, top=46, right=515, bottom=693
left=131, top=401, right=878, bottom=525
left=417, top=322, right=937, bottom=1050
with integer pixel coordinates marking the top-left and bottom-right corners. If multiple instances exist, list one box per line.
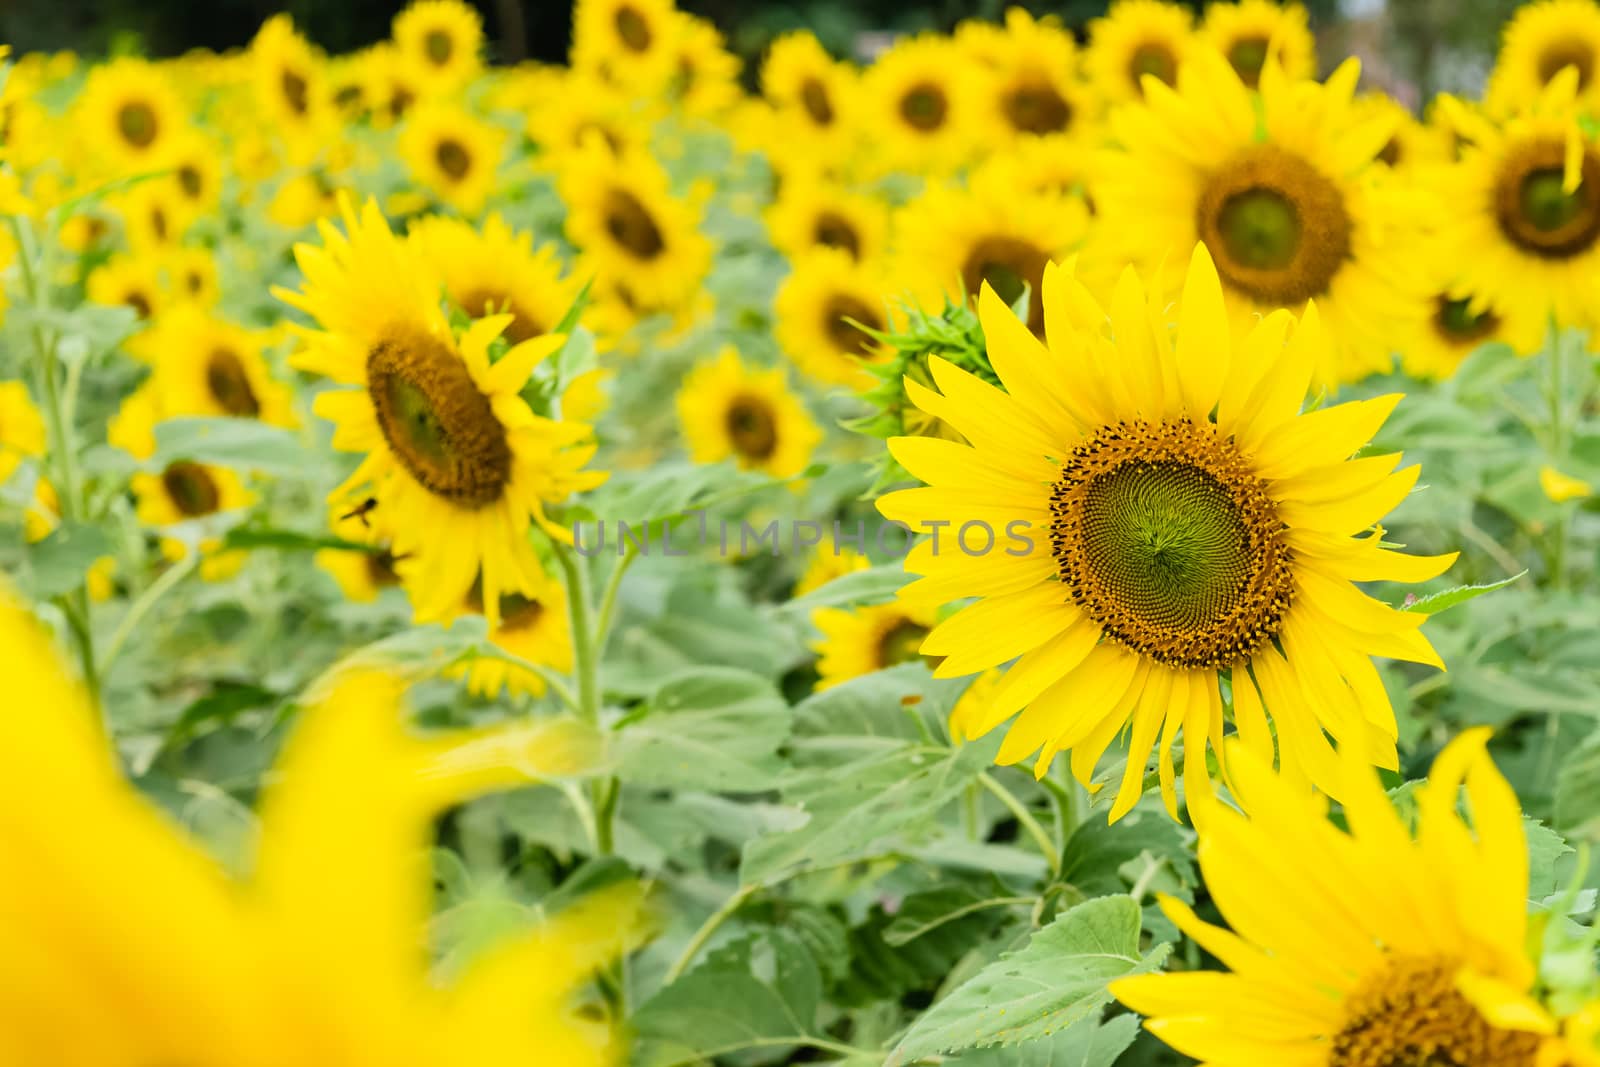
left=1329, top=956, right=1543, bottom=1067
left=1049, top=418, right=1294, bottom=669
left=366, top=327, right=512, bottom=507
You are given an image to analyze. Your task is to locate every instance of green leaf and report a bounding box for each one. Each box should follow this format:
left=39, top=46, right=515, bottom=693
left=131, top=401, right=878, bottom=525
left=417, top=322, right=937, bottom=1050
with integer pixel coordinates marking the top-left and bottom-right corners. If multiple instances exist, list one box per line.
left=220, top=526, right=373, bottom=553
left=1060, top=810, right=1196, bottom=899
left=153, top=417, right=311, bottom=478
left=888, top=895, right=1170, bottom=1063
left=882, top=881, right=1028, bottom=946
left=780, top=563, right=910, bottom=614
left=1526, top=817, right=1576, bottom=898
left=949, top=1013, right=1141, bottom=1066
left=1556, top=727, right=1600, bottom=842
left=24, top=521, right=111, bottom=598
left=615, top=667, right=791, bottom=792
left=835, top=883, right=1018, bottom=1008
left=1401, top=571, right=1525, bottom=615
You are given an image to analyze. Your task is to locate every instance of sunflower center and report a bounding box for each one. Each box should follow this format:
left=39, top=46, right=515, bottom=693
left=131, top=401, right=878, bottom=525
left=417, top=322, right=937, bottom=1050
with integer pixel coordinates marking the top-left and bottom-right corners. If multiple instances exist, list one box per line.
left=1129, top=41, right=1178, bottom=90
left=281, top=68, right=309, bottom=116
left=117, top=101, right=158, bottom=148
left=961, top=235, right=1050, bottom=334
left=1049, top=419, right=1293, bottom=669
left=822, top=293, right=882, bottom=355
left=813, top=211, right=862, bottom=259
left=177, top=164, right=203, bottom=199
left=457, top=287, right=543, bottom=344
left=1538, top=41, right=1594, bottom=89
left=365, top=548, right=403, bottom=587
left=800, top=76, right=834, bottom=125
left=1329, top=956, right=1543, bottom=1067
left=1002, top=80, right=1071, bottom=135
left=603, top=188, right=666, bottom=260
left=900, top=83, right=949, bottom=132
left=1379, top=137, right=1403, bottom=167
left=1226, top=36, right=1271, bottom=87
left=877, top=619, right=929, bottom=668
left=127, top=289, right=153, bottom=320
left=205, top=349, right=261, bottom=417
left=1432, top=296, right=1500, bottom=346
left=366, top=329, right=512, bottom=507
left=435, top=138, right=472, bottom=180
left=162, top=461, right=221, bottom=518
left=1495, top=141, right=1600, bottom=258
left=615, top=5, right=652, bottom=51
left=425, top=29, right=454, bottom=65
left=724, top=394, right=779, bottom=461
left=498, top=591, right=546, bottom=632
left=1198, top=145, right=1351, bottom=305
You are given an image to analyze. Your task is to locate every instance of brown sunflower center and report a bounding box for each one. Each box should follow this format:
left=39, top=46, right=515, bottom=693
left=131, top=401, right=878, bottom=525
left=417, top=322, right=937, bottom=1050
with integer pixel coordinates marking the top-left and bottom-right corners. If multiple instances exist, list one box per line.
left=900, top=83, right=949, bottom=132
left=1329, top=956, right=1543, bottom=1067
left=615, top=5, right=652, bottom=52
left=1197, top=144, right=1352, bottom=305
left=1432, top=296, right=1500, bottom=347
left=822, top=293, right=882, bottom=355
left=366, top=328, right=512, bottom=507
left=1128, top=41, right=1178, bottom=91
left=126, top=289, right=154, bottom=320
left=457, top=288, right=543, bottom=344
left=365, top=548, right=403, bottom=587
left=877, top=618, right=929, bottom=668
left=281, top=68, right=309, bottom=116
left=1538, top=41, right=1595, bottom=89
left=1494, top=139, right=1600, bottom=259
left=177, top=164, right=203, bottom=199
left=961, top=235, right=1051, bottom=335
left=800, top=76, right=834, bottom=125
left=1379, top=137, right=1403, bottom=167
left=435, top=138, right=472, bottom=181
left=116, top=101, right=158, bottom=148
left=813, top=211, right=862, bottom=259
left=205, top=349, right=261, bottom=417
left=498, top=591, right=546, bottom=632
left=162, top=461, right=221, bottom=517
left=425, top=29, right=454, bottom=66
left=1002, top=79, right=1071, bottom=135
left=1049, top=419, right=1293, bottom=669
left=725, top=394, right=779, bottom=461
left=603, top=188, right=666, bottom=259
left=1227, top=36, right=1271, bottom=87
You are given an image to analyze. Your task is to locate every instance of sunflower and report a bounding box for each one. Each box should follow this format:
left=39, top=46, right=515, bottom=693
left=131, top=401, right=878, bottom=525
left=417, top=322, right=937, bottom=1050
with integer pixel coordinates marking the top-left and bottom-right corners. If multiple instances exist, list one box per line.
left=1085, top=0, right=1197, bottom=105
left=557, top=141, right=711, bottom=314
left=1360, top=91, right=1449, bottom=174
left=812, top=598, right=940, bottom=690
left=315, top=497, right=406, bottom=604
left=251, top=14, right=334, bottom=164
left=571, top=0, right=682, bottom=93
left=362, top=42, right=424, bottom=128
left=72, top=57, right=186, bottom=175
left=794, top=540, right=870, bottom=596
left=893, top=166, right=1090, bottom=337
left=978, top=8, right=1096, bottom=145
left=1201, top=0, right=1317, bottom=88
left=132, top=458, right=255, bottom=581
left=161, top=128, right=223, bottom=228
left=1113, top=730, right=1565, bottom=1066
left=408, top=213, right=580, bottom=346
left=1430, top=74, right=1600, bottom=337
left=0, top=583, right=641, bottom=1067
left=127, top=304, right=297, bottom=425
left=760, top=30, right=861, bottom=155
left=525, top=70, right=652, bottom=165
left=162, top=246, right=222, bottom=308
left=667, top=12, right=743, bottom=119
left=1095, top=50, right=1422, bottom=384
left=774, top=248, right=896, bottom=389
left=397, top=102, right=504, bottom=216
left=862, top=36, right=982, bottom=176
left=115, top=179, right=187, bottom=252
left=947, top=668, right=1003, bottom=743
left=766, top=176, right=889, bottom=265
left=676, top=346, right=821, bottom=479
left=275, top=197, right=606, bottom=628
left=878, top=247, right=1453, bottom=822
left=971, top=133, right=1102, bottom=217
left=392, top=0, right=483, bottom=94
left=453, top=572, right=574, bottom=699
left=0, top=380, right=44, bottom=486
left=86, top=252, right=165, bottom=323
left=1401, top=239, right=1546, bottom=379
left=1488, top=0, right=1600, bottom=116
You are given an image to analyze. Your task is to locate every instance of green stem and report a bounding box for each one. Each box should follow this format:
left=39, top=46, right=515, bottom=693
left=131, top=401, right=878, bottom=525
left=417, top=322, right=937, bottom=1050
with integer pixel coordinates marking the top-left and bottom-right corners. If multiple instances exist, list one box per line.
left=979, top=771, right=1061, bottom=876
left=593, top=540, right=640, bottom=660
left=663, top=883, right=757, bottom=984
left=98, top=553, right=198, bottom=680
left=552, top=540, right=619, bottom=856
left=1546, top=325, right=1572, bottom=592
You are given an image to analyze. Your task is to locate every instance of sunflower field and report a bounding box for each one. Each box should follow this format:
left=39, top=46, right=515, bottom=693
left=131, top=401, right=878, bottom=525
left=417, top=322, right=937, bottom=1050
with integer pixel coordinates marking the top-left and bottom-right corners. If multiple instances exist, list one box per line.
left=7, top=0, right=1600, bottom=1062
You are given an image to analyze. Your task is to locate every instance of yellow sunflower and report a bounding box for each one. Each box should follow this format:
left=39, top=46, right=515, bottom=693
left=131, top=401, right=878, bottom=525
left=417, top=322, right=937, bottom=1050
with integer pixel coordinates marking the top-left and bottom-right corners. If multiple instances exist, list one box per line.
left=760, top=30, right=862, bottom=155
left=525, top=70, right=652, bottom=166
left=315, top=497, right=406, bottom=604
left=20, top=480, right=118, bottom=600
left=1430, top=74, right=1600, bottom=337
left=1361, top=91, right=1449, bottom=174
left=392, top=0, right=483, bottom=93
left=126, top=304, right=297, bottom=425
left=1095, top=50, right=1422, bottom=384
left=251, top=14, right=335, bottom=164
left=971, top=133, right=1102, bottom=217
left=408, top=213, right=580, bottom=346
left=947, top=668, right=1003, bottom=743
left=131, top=458, right=255, bottom=581
left=1113, top=730, right=1563, bottom=1067
left=812, top=598, right=940, bottom=690
left=1085, top=0, right=1197, bottom=105
left=878, top=247, right=1453, bottom=822
left=861, top=34, right=982, bottom=175
left=160, top=128, right=223, bottom=229
left=162, top=246, right=222, bottom=308
left=115, top=179, right=187, bottom=253
left=86, top=251, right=165, bottom=324
left=1201, top=0, right=1317, bottom=87
left=571, top=0, right=682, bottom=93
left=676, top=346, right=821, bottom=479
left=1488, top=0, right=1600, bottom=116
left=275, top=197, right=606, bottom=628
left=1554, top=1004, right=1600, bottom=1066
left=0, top=584, right=641, bottom=1067
left=774, top=248, right=896, bottom=389
left=1401, top=237, right=1546, bottom=380
left=557, top=141, right=711, bottom=314
left=397, top=102, right=504, bottom=216
left=794, top=540, right=870, bottom=596
left=72, top=57, right=186, bottom=175
left=667, top=12, right=743, bottom=119
left=452, top=572, right=574, bottom=699
left=0, top=379, right=45, bottom=485
left=978, top=8, right=1096, bottom=145
left=765, top=175, right=890, bottom=265
left=362, top=42, right=423, bottom=129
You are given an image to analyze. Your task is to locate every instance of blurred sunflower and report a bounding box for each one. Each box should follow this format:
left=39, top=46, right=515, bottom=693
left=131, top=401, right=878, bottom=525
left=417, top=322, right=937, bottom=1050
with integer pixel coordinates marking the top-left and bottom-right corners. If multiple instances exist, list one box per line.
left=250, top=14, right=335, bottom=164
left=862, top=35, right=981, bottom=175
left=525, top=71, right=650, bottom=164
left=879, top=247, right=1453, bottom=821
left=392, top=0, right=483, bottom=94
left=794, top=540, right=870, bottom=597
left=979, top=8, right=1095, bottom=144
left=0, top=379, right=44, bottom=485
left=0, top=584, right=643, bottom=1067
left=971, top=133, right=1100, bottom=216
left=765, top=177, right=889, bottom=265
left=116, top=180, right=187, bottom=253
left=1096, top=51, right=1421, bottom=383
left=1488, top=0, right=1600, bottom=115
left=760, top=30, right=860, bottom=154
left=161, top=128, right=223, bottom=229
left=1086, top=0, right=1196, bottom=105
left=572, top=0, right=681, bottom=92
left=363, top=43, right=423, bottom=128
left=132, top=458, right=254, bottom=581
left=667, top=13, right=743, bottom=119
left=86, top=252, right=165, bottom=323
left=812, top=598, right=939, bottom=689
left=1401, top=244, right=1545, bottom=379
left=315, top=497, right=406, bottom=604
left=1201, top=0, right=1317, bottom=88
left=676, top=347, right=820, bottom=479
left=73, top=57, right=186, bottom=175
left=409, top=213, right=579, bottom=346
left=398, top=102, right=504, bottom=216
left=128, top=305, right=297, bottom=425
left=1114, top=730, right=1562, bottom=1067
left=453, top=573, right=574, bottom=699
left=162, top=246, right=222, bottom=308
left=275, top=197, right=605, bottom=628
left=774, top=248, right=895, bottom=388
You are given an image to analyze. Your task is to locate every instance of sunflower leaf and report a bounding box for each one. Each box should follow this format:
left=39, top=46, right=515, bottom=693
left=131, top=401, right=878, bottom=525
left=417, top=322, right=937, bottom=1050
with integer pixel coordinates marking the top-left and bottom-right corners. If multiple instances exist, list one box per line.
left=947, top=1012, right=1141, bottom=1066
left=1400, top=570, right=1525, bottom=615
left=615, top=666, right=791, bottom=792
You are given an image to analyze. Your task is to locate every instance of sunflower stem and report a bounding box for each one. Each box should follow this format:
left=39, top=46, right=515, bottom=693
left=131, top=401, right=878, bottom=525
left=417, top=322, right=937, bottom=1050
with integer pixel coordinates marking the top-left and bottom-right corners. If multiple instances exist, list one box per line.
left=1546, top=326, right=1572, bottom=592
left=553, top=539, right=620, bottom=856
left=664, top=882, right=757, bottom=985
left=979, top=771, right=1060, bottom=877
left=99, top=553, right=198, bottom=681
